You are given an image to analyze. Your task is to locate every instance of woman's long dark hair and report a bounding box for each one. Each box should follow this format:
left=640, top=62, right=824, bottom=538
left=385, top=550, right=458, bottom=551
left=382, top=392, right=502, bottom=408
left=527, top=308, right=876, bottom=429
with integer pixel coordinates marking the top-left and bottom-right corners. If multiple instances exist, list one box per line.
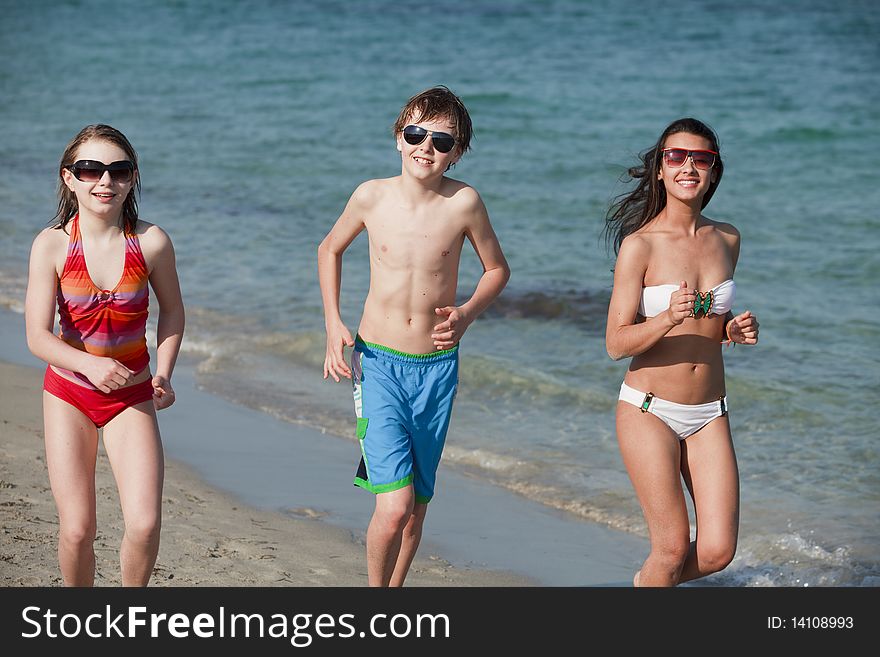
left=53, top=124, right=140, bottom=234
left=604, top=117, right=723, bottom=255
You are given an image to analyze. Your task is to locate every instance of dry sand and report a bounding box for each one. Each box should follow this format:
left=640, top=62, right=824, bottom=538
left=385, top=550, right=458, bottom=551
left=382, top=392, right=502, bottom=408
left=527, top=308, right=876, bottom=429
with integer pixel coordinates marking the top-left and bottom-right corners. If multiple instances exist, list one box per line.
left=0, top=361, right=530, bottom=587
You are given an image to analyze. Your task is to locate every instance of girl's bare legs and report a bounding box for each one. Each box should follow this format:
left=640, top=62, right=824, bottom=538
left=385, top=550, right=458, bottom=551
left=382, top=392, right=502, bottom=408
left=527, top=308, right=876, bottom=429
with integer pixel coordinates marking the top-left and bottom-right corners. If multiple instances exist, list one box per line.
left=43, top=391, right=99, bottom=586
left=102, top=399, right=164, bottom=586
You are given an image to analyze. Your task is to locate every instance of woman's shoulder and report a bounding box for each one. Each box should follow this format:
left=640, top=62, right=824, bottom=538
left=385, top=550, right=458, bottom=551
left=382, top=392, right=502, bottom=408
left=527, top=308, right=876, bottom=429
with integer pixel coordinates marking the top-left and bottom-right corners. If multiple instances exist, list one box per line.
left=616, top=232, right=653, bottom=274
left=703, top=217, right=741, bottom=245
left=619, top=230, right=654, bottom=256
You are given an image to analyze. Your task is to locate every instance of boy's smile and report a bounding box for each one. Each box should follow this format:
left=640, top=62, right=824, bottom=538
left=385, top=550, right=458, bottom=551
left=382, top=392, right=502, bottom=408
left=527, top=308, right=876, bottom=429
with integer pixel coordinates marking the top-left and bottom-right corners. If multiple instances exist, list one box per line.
left=397, top=115, right=459, bottom=175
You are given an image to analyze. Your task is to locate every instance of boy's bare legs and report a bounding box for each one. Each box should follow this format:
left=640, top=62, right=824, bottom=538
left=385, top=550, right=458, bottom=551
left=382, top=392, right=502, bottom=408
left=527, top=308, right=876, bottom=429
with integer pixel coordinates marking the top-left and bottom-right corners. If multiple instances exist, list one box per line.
left=389, top=502, right=428, bottom=587
left=366, top=486, right=415, bottom=586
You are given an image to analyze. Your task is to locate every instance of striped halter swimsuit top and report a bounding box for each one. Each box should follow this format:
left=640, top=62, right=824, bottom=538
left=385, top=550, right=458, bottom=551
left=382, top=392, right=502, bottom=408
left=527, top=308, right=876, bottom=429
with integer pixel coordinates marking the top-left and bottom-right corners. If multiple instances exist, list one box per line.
left=55, top=214, right=150, bottom=387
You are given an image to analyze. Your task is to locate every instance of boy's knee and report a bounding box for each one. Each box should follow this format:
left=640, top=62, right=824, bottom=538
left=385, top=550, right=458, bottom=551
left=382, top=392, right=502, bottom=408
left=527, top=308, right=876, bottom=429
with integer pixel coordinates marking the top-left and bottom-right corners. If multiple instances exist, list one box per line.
left=375, top=495, right=414, bottom=531
left=402, top=505, right=428, bottom=535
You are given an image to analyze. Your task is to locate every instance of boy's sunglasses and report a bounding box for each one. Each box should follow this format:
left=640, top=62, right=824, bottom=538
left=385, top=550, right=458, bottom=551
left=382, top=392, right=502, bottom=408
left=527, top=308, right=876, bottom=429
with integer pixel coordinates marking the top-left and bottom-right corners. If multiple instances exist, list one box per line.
left=661, top=148, right=718, bottom=170
left=402, top=125, right=456, bottom=154
left=66, top=160, right=135, bottom=183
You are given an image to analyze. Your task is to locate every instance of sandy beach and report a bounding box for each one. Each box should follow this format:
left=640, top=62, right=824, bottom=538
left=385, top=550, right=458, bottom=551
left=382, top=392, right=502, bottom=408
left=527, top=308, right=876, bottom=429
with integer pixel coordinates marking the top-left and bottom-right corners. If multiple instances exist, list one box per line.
left=0, top=360, right=533, bottom=587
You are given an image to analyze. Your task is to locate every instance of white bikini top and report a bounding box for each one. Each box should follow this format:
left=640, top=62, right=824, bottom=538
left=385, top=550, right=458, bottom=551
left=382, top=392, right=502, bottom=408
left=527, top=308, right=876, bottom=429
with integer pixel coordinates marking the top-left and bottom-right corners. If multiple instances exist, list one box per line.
left=639, top=279, right=736, bottom=318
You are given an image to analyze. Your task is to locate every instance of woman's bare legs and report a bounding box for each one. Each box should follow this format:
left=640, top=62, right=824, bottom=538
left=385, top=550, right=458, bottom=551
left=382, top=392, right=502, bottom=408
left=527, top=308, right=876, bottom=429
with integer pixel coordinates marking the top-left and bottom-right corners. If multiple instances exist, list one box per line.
left=679, top=416, right=739, bottom=583
left=617, top=402, right=691, bottom=587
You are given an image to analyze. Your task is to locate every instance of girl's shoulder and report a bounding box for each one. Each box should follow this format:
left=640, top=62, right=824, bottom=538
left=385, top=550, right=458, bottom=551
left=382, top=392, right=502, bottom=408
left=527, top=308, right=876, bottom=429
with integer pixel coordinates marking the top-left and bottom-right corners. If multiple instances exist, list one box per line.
left=134, top=220, right=175, bottom=259
left=134, top=219, right=170, bottom=240
left=31, top=224, right=69, bottom=253
left=28, top=225, right=71, bottom=274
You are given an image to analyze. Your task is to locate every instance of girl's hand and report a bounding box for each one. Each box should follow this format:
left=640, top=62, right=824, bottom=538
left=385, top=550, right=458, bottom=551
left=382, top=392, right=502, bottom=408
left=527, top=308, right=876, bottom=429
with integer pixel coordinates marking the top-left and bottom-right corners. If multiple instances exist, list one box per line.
left=152, top=375, right=176, bottom=410
left=82, top=357, right=135, bottom=393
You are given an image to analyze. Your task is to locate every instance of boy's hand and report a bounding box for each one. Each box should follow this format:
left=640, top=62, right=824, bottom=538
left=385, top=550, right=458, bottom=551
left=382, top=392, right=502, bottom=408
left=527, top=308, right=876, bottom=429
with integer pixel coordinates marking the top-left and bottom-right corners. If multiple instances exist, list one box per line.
left=723, top=310, right=759, bottom=346
left=432, top=306, right=472, bottom=349
left=324, top=324, right=354, bottom=382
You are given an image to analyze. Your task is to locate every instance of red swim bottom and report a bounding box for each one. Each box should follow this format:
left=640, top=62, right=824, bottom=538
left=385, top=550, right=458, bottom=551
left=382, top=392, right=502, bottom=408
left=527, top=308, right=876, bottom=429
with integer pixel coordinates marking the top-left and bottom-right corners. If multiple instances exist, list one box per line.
left=43, top=366, right=154, bottom=428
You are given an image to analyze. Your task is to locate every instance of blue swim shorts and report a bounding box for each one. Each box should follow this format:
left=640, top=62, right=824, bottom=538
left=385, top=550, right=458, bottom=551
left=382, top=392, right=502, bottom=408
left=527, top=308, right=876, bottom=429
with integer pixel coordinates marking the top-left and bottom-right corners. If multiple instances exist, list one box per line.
left=351, top=336, right=459, bottom=504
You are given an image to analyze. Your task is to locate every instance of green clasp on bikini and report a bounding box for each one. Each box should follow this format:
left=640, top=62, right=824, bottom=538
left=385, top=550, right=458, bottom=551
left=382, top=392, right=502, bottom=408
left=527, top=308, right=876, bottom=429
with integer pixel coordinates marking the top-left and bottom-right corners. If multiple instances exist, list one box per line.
left=694, top=290, right=713, bottom=318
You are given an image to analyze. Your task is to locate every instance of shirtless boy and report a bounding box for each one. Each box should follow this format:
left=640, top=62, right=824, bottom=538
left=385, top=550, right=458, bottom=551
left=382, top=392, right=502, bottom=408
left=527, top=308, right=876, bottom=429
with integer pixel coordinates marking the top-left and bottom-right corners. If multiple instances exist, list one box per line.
left=318, top=86, right=510, bottom=586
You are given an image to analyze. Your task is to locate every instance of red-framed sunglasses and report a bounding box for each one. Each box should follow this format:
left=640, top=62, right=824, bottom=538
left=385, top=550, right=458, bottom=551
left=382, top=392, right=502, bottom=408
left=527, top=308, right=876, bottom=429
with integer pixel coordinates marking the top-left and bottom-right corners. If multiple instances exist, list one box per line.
left=661, top=148, right=718, bottom=170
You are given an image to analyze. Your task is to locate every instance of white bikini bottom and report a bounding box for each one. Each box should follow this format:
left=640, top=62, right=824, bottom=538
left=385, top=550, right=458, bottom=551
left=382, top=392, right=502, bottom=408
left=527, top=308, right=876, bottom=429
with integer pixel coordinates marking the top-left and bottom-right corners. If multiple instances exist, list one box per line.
left=618, top=382, right=727, bottom=440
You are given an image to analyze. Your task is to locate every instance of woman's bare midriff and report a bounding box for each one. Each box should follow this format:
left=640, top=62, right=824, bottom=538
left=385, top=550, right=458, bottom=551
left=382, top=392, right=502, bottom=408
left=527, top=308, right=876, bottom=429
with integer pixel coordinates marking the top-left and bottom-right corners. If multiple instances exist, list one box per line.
left=624, top=318, right=727, bottom=403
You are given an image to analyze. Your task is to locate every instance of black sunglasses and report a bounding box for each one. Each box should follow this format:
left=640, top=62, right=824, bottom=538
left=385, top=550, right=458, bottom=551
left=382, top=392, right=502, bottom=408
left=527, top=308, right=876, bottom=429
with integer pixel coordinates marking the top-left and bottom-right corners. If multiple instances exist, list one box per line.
left=402, top=125, right=456, bottom=154
left=66, top=160, right=135, bottom=183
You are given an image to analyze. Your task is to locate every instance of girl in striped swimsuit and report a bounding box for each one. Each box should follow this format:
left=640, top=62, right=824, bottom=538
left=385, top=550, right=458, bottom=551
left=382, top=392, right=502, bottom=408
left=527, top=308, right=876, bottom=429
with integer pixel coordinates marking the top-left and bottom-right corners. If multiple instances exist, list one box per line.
left=25, top=125, right=185, bottom=586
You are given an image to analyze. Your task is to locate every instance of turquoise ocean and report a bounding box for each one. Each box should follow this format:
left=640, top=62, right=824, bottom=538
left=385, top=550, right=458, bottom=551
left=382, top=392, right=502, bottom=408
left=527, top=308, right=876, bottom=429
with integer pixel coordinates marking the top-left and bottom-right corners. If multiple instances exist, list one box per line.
left=1, top=0, right=877, bottom=586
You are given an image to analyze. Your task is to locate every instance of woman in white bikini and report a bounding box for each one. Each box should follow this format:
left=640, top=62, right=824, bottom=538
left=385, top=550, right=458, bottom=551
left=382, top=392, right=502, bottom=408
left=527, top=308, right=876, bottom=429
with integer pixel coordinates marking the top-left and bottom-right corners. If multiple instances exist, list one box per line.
left=604, top=118, right=759, bottom=587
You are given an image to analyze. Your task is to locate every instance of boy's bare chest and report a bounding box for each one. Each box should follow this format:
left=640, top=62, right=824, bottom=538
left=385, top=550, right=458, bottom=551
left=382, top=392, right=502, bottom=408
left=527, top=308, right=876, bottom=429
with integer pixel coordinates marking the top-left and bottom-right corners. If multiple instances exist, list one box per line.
left=365, top=214, right=465, bottom=268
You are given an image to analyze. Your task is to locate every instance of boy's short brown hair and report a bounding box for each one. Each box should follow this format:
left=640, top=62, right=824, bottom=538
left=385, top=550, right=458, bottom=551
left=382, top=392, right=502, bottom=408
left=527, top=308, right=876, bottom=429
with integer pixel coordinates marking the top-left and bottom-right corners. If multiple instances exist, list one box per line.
left=392, top=86, right=473, bottom=156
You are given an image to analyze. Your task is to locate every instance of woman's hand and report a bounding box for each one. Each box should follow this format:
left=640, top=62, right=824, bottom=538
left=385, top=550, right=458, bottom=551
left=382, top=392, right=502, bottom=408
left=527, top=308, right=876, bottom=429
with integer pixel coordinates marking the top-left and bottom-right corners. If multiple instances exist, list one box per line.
left=724, top=310, right=759, bottom=346
left=666, top=281, right=697, bottom=326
